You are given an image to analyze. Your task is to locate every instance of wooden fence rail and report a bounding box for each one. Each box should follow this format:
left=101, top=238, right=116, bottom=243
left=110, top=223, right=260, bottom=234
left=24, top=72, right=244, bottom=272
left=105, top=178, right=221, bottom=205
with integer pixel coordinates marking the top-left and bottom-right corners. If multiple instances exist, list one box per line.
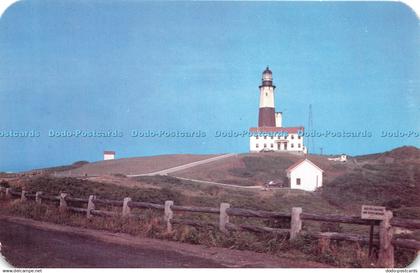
left=301, top=212, right=378, bottom=226
left=390, top=218, right=420, bottom=230
left=226, top=207, right=290, bottom=219
left=129, top=201, right=165, bottom=210
left=0, top=186, right=419, bottom=268
left=226, top=222, right=290, bottom=235
left=304, top=231, right=378, bottom=244
left=172, top=205, right=219, bottom=214
left=66, top=196, right=89, bottom=203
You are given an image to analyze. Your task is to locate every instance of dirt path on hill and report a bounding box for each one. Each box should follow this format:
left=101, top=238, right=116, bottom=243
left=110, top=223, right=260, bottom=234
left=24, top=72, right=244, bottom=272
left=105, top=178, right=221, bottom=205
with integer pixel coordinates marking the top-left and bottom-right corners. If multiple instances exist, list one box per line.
left=171, top=175, right=265, bottom=189
left=0, top=216, right=330, bottom=268
left=127, top=153, right=236, bottom=177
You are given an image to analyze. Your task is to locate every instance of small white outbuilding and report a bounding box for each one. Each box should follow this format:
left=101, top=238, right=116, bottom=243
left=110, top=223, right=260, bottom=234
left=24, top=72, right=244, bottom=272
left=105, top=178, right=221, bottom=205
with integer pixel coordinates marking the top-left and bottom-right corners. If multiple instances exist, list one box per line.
left=103, top=151, right=115, bottom=160
left=286, top=159, right=323, bottom=191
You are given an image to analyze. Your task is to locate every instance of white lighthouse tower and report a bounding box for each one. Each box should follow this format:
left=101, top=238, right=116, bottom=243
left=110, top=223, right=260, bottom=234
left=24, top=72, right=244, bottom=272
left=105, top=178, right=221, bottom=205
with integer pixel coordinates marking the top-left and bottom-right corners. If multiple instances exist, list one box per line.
left=258, top=67, right=276, bottom=127
left=249, top=67, right=307, bottom=154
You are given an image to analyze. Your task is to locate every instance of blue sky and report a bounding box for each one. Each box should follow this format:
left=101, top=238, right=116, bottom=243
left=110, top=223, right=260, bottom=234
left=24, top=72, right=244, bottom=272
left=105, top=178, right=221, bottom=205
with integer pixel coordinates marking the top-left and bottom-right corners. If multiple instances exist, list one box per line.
left=0, top=1, right=419, bottom=172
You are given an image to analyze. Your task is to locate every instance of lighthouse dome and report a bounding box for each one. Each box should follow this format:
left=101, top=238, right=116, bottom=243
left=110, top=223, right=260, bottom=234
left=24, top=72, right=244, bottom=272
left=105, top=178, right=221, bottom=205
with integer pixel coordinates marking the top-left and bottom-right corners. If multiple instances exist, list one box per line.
left=263, top=66, right=272, bottom=75
left=261, top=66, right=273, bottom=85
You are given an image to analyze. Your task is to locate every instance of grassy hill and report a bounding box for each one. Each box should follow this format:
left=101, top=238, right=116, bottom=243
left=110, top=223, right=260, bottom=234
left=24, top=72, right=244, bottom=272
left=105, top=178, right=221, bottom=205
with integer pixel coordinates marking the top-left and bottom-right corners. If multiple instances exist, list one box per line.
left=322, top=146, right=420, bottom=217
left=52, top=154, right=217, bottom=176
left=2, top=146, right=418, bottom=267
left=6, top=146, right=418, bottom=219
left=172, top=152, right=351, bottom=186
left=170, top=146, right=420, bottom=217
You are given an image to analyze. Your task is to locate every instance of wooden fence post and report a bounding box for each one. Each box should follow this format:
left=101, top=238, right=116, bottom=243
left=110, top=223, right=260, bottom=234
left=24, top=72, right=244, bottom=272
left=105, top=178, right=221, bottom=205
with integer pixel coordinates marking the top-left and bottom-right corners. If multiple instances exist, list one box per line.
left=35, top=191, right=43, bottom=204
left=219, top=203, right=230, bottom=233
left=21, top=190, right=27, bottom=202
left=5, top=188, right=12, bottom=199
left=122, top=197, right=132, bottom=217
left=87, top=195, right=96, bottom=219
left=0, top=186, right=4, bottom=199
left=378, top=210, right=394, bottom=268
left=164, top=200, right=174, bottom=232
left=59, top=193, right=68, bottom=213
left=290, top=207, right=302, bottom=240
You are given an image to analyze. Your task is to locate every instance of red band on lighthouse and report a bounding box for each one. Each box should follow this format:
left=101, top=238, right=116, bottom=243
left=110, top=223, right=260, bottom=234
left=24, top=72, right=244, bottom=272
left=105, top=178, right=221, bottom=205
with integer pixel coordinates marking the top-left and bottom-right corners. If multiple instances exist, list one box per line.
left=258, top=107, right=276, bottom=127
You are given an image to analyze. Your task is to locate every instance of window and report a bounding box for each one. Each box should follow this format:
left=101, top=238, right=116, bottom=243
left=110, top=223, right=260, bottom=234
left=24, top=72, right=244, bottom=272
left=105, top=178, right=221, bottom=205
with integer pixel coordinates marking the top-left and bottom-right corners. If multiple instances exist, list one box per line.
left=265, top=92, right=268, bottom=96
left=296, top=178, right=301, bottom=185
left=256, top=136, right=259, bottom=140
left=256, top=144, right=259, bottom=148
left=270, top=136, right=273, bottom=139
left=277, top=136, right=281, bottom=139
left=291, top=144, right=294, bottom=148
left=298, top=136, right=301, bottom=139
left=270, top=143, right=273, bottom=148
left=298, top=143, right=301, bottom=148
left=291, top=135, right=294, bottom=139
left=264, top=136, right=267, bottom=140
left=264, top=143, right=267, bottom=148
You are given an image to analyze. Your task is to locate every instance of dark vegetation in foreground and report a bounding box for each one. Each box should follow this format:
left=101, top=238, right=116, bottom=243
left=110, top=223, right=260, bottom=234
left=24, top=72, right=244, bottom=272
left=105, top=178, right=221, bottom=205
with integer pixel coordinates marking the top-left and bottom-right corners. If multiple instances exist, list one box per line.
left=0, top=199, right=416, bottom=268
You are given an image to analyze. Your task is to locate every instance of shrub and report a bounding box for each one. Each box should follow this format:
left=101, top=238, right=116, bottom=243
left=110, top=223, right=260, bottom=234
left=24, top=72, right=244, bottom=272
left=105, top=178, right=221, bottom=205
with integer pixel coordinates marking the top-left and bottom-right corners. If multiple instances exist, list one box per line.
left=320, top=222, right=342, bottom=233
left=228, top=168, right=254, bottom=178
left=0, top=180, right=9, bottom=187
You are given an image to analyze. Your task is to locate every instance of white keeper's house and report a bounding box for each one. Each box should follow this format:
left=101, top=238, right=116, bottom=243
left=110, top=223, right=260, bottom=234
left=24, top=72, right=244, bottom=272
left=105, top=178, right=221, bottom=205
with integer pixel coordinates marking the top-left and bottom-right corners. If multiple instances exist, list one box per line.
left=286, top=159, right=323, bottom=191
left=249, top=67, right=307, bottom=154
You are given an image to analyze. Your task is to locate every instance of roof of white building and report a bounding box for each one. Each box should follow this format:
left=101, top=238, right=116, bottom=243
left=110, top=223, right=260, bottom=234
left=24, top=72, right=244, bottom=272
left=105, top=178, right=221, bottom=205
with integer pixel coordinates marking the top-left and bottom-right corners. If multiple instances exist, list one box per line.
left=286, top=158, right=323, bottom=173
left=249, top=126, right=304, bottom=133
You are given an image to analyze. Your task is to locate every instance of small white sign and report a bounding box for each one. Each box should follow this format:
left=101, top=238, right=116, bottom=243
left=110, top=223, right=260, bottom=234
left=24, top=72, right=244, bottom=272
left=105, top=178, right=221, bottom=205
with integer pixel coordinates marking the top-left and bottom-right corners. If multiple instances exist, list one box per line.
left=361, top=205, right=386, bottom=220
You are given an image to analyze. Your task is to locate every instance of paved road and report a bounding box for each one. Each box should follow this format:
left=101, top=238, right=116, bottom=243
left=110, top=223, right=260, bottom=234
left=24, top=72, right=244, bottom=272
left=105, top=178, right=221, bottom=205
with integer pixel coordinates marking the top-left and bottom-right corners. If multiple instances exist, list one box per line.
left=0, top=216, right=331, bottom=268
left=0, top=221, right=224, bottom=268
left=127, top=153, right=236, bottom=177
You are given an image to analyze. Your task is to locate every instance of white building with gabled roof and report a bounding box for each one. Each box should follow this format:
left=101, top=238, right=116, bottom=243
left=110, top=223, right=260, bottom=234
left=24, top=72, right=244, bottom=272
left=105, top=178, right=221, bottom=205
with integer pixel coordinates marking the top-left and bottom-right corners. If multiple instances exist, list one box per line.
left=286, top=159, right=323, bottom=191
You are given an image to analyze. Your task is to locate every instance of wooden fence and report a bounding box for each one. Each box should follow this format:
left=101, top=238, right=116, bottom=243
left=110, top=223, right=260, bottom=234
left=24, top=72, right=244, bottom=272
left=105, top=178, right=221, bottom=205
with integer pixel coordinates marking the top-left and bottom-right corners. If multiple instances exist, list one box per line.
left=1, top=186, right=419, bottom=268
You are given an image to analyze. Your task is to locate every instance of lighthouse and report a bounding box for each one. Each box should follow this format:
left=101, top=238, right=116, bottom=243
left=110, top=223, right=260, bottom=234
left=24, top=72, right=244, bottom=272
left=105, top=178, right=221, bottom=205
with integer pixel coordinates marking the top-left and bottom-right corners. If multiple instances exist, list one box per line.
left=249, top=67, right=307, bottom=154
left=258, top=67, right=276, bottom=127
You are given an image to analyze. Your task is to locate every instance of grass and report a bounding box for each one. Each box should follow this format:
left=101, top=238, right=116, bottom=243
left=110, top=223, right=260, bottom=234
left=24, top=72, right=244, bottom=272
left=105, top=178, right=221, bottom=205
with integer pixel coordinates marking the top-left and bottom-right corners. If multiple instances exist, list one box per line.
left=394, top=207, right=420, bottom=219
left=1, top=199, right=164, bottom=237
left=227, top=156, right=294, bottom=185
left=23, top=176, right=182, bottom=204
left=322, top=162, right=420, bottom=213
left=20, top=175, right=338, bottom=215
left=1, top=199, right=416, bottom=268
left=3, top=146, right=419, bottom=267
left=30, top=161, right=90, bottom=174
